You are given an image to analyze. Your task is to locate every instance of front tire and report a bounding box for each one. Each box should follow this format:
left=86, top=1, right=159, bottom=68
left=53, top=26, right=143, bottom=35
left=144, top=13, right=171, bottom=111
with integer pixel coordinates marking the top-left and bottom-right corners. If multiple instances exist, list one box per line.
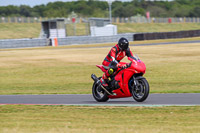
left=92, top=77, right=109, bottom=102
left=131, top=77, right=149, bottom=102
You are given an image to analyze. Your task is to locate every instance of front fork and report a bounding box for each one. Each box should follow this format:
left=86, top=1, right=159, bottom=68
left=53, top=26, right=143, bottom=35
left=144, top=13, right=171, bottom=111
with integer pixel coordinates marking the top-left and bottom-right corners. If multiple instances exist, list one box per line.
left=129, top=77, right=140, bottom=93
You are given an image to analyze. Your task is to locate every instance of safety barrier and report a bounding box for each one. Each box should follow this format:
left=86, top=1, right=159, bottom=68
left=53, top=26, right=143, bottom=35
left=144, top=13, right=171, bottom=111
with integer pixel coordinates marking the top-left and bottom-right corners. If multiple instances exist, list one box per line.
left=0, top=38, right=48, bottom=49
left=134, top=30, right=200, bottom=41
left=0, top=33, right=134, bottom=49
left=57, top=33, right=134, bottom=46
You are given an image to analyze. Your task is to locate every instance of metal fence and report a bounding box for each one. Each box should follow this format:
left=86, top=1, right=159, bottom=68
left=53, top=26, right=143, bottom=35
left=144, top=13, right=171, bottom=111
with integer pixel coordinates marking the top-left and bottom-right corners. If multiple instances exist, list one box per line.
left=113, top=17, right=200, bottom=23
left=1, top=17, right=200, bottom=24
left=0, top=17, right=85, bottom=24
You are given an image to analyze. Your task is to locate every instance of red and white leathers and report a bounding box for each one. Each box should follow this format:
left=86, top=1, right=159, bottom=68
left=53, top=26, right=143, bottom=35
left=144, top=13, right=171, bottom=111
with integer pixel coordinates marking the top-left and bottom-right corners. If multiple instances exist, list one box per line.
left=100, top=44, right=136, bottom=87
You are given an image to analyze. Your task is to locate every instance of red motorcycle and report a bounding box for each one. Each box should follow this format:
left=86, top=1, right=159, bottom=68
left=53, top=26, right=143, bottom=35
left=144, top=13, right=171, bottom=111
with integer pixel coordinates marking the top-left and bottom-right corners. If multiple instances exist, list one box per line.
left=91, top=55, right=149, bottom=102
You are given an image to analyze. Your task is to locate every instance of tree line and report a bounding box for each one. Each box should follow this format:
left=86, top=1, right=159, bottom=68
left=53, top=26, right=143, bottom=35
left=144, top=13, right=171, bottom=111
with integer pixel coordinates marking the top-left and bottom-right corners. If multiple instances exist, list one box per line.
left=0, top=0, right=200, bottom=18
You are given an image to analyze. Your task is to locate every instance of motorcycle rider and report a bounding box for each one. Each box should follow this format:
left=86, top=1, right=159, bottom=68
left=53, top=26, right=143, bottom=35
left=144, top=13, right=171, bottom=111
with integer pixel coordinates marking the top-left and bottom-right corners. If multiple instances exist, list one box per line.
left=100, top=37, right=137, bottom=90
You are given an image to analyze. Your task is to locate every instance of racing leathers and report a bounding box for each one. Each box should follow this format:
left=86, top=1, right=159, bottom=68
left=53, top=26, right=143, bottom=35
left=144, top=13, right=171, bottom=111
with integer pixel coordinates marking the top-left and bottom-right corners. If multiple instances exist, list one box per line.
left=100, top=44, right=136, bottom=88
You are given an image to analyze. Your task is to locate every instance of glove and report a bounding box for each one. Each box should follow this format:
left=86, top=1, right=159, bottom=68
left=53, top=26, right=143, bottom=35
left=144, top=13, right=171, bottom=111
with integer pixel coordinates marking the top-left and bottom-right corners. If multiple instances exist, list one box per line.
left=122, top=64, right=128, bottom=69
left=117, top=64, right=128, bottom=69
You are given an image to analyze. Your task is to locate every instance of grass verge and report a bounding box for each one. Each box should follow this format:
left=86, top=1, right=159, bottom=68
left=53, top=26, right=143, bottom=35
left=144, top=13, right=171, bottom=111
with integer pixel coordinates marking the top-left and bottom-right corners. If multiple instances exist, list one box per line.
left=0, top=105, right=200, bottom=133
left=1, top=23, right=200, bottom=39
left=0, top=23, right=41, bottom=39
left=116, top=23, right=200, bottom=33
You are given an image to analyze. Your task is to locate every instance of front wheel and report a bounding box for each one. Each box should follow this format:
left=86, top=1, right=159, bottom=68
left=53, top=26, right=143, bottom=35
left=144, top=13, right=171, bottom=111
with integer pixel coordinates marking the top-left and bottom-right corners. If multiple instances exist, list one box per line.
left=131, top=77, right=149, bottom=102
left=92, top=77, right=109, bottom=102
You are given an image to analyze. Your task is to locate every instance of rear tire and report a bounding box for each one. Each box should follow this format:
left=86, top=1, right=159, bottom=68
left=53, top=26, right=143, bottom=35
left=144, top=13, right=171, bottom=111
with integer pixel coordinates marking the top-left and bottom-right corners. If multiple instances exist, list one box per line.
left=92, top=77, right=109, bottom=102
left=131, top=77, right=149, bottom=102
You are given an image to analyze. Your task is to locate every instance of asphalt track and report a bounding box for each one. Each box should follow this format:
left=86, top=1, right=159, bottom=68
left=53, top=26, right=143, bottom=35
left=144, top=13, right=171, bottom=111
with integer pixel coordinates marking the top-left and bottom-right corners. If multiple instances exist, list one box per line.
left=0, top=93, right=200, bottom=106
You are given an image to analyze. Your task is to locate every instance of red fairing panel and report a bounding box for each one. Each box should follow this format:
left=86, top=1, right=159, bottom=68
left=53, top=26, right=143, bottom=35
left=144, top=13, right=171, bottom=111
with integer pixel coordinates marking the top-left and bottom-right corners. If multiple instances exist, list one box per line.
left=108, top=67, right=135, bottom=99
left=96, top=65, right=107, bottom=72
left=132, top=60, right=146, bottom=74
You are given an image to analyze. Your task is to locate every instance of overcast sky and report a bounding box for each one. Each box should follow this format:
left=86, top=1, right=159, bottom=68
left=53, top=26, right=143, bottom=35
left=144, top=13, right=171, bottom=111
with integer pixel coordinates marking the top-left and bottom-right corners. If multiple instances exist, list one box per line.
left=0, top=0, right=173, bottom=7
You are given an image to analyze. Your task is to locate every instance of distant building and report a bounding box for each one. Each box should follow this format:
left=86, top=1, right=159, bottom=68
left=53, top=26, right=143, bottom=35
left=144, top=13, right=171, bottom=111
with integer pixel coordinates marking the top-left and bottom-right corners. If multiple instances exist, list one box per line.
left=41, top=19, right=66, bottom=38
left=89, top=18, right=117, bottom=36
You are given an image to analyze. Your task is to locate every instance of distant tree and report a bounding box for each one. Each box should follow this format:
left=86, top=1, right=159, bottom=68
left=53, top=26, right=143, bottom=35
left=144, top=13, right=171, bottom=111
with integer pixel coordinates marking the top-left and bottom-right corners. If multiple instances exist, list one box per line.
left=74, top=1, right=93, bottom=16
left=0, top=0, right=200, bottom=18
left=19, top=5, right=32, bottom=17
left=131, top=0, right=140, bottom=7
left=174, top=0, right=191, bottom=5
left=0, top=5, right=20, bottom=16
left=33, top=5, right=46, bottom=17
left=189, top=6, right=200, bottom=17
left=113, top=4, right=127, bottom=17
left=147, top=5, right=168, bottom=17
left=170, top=3, right=191, bottom=17
left=134, top=8, right=145, bottom=16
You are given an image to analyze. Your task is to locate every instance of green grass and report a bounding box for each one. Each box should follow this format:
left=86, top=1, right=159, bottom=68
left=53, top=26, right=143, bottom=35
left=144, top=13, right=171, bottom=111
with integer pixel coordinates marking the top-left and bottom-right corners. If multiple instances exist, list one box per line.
left=0, top=105, right=200, bottom=133
left=66, top=23, right=89, bottom=36
left=1, top=23, right=200, bottom=39
left=0, top=42, right=200, bottom=94
left=116, top=23, right=200, bottom=33
left=0, top=23, right=41, bottom=39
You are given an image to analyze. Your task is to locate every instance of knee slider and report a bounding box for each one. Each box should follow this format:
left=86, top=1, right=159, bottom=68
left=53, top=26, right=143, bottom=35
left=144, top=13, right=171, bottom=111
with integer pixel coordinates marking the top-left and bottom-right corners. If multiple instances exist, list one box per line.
left=108, top=68, right=114, bottom=75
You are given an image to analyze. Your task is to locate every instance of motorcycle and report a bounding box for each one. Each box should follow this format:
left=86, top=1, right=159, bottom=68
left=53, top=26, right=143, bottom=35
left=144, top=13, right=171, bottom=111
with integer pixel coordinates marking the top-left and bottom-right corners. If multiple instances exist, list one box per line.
left=91, top=55, right=149, bottom=102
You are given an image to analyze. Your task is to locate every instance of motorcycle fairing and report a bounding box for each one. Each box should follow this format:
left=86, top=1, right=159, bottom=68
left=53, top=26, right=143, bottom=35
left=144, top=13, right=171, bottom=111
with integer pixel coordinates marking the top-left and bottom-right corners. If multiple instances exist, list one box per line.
left=96, top=65, right=107, bottom=72
left=132, top=61, right=146, bottom=74
left=108, top=68, right=135, bottom=98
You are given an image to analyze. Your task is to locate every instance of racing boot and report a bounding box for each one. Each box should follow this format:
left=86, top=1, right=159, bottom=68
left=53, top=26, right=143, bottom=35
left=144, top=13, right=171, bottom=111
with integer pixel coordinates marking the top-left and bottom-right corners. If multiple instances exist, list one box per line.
left=100, top=73, right=109, bottom=90
left=99, top=73, right=116, bottom=96
left=100, top=78, right=108, bottom=88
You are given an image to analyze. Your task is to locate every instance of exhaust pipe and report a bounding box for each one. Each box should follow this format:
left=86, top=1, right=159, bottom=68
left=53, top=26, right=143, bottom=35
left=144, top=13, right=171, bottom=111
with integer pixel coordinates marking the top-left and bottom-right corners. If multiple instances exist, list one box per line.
left=91, top=74, right=98, bottom=82
left=91, top=74, right=101, bottom=86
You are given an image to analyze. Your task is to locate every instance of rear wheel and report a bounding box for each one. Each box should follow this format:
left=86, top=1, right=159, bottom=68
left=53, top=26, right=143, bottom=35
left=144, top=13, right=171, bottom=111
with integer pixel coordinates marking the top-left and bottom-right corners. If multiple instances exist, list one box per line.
left=92, top=77, right=109, bottom=102
left=131, top=77, right=149, bottom=102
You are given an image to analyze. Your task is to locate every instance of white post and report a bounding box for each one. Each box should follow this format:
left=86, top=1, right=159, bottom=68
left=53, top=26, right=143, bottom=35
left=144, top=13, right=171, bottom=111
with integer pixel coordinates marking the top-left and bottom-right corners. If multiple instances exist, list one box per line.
left=108, top=0, right=114, bottom=24
left=109, top=2, right=112, bottom=24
